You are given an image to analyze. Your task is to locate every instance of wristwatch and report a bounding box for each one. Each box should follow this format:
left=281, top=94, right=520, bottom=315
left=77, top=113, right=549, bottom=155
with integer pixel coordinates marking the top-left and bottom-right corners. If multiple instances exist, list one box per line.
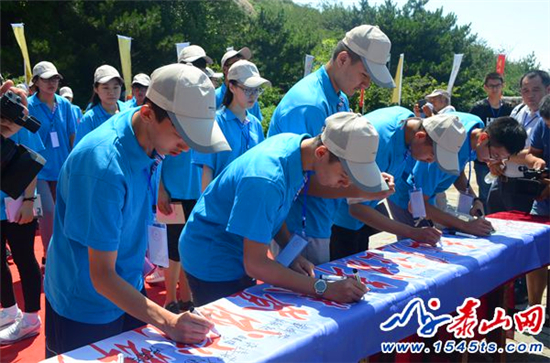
left=314, top=279, right=328, bottom=296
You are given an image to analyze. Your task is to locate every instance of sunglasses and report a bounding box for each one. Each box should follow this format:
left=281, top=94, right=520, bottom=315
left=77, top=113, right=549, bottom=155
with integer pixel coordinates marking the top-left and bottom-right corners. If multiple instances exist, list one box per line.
left=235, top=83, right=264, bottom=98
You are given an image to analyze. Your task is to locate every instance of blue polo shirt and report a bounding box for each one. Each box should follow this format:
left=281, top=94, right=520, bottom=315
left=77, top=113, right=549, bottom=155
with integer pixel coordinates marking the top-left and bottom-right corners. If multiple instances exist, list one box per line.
left=28, top=93, right=77, bottom=181
left=215, top=83, right=263, bottom=121
left=44, top=108, right=157, bottom=324
left=125, top=97, right=138, bottom=108
left=180, top=133, right=308, bottom=282
left=267, top=66, right=349, bottom=238
left=162, top=152, right=202, bottom=201
left=0, top=129, right=45, bottom=221
left=71, top=104, right=83, bottom=125
left=389, top=112, right=484, bottom=209
left=192, top=107, right=265, bottom=179
left=75, top=100, right=128, bottom=145
left=530, top=119, right=550, bottom=214
left=333, top=106, right=414, bottom=230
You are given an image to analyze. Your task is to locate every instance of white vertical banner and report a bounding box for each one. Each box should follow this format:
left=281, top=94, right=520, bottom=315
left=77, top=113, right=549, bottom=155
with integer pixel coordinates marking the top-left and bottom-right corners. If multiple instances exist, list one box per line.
left=303, top=55, right=315, bottom=78
left=175, top=42, right=190, bottom=60
left=447, top=54, right=463, bottom=95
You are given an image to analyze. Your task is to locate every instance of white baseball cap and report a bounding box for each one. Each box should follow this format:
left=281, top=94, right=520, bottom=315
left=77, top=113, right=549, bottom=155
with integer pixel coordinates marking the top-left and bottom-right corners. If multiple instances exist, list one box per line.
left=146, top=63, right=231, bottom=154
left=132, top=73, right=151, bottom=87
left=94, top=65, right=124, bottom=84
left=227, top=60, right=271, bottom=88
left=425, top=89, right=451, bottom=101
left=59, top=86, right=73, bottom=99
left=32, top=61, right=62, bottom=80
left=422, top=114, right=466, bottom=175
left=221, top=47, right=252, bottom=68
left=178, top=45, right=213, bottom=65
left=321, top=112, right=388, bottom=192
left=342, top=25, right=394, bottom=88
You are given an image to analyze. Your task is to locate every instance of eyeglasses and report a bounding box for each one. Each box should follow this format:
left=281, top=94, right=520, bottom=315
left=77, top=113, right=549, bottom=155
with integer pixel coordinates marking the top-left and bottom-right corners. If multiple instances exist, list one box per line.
left=235, top=83, right=264, bottom=98
left=485, top=83, right=503, bottom=90
left=487, top=140, right=509, bottom=162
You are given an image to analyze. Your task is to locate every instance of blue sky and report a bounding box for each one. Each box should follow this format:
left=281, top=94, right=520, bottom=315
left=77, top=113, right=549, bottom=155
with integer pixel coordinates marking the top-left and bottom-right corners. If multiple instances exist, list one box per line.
left=292, top=0, right=550, bottom=71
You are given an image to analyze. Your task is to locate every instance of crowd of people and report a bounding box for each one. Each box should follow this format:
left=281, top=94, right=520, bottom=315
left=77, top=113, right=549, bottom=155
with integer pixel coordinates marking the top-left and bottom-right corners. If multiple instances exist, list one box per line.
left=1, top=23, right=549, bottom=359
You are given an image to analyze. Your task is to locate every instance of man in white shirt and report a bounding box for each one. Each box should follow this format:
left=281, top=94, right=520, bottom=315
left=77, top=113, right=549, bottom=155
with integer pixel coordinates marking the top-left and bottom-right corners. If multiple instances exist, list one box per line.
left=487, top=70, right=550, bottom=213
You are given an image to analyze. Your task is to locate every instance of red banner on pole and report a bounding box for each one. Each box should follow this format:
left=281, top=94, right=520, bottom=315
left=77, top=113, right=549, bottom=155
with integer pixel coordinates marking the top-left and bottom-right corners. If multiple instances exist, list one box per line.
left=496, top=54, right=506, bottom=75
left=359, top=89, right=365, bottom=108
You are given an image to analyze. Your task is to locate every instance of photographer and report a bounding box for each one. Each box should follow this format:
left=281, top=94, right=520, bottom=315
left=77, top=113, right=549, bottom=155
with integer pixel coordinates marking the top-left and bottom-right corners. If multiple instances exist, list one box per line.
left=0, top=79, right=45, bottom=344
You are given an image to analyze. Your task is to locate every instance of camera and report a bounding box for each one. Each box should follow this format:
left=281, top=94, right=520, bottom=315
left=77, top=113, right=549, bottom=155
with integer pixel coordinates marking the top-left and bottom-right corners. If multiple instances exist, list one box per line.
left=1, top=91, right=46, bottom=199
left=511, top=166, right=549, bottom=199
left=1, top=91, right=41, bottom=133
left=519, top=166, right=549, bottom=180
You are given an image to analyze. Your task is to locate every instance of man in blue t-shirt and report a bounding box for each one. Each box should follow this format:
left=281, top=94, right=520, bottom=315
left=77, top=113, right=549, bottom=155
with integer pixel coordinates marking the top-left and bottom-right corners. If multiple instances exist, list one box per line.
left=43, top=64, right=231, bottom=357
left=331, top=109, right=467, bottom=259
left=267, top=25, right=395, bottom=265
left=180, top=112, right=394, bottom=306
left=388, top=115, right=526, bottom=237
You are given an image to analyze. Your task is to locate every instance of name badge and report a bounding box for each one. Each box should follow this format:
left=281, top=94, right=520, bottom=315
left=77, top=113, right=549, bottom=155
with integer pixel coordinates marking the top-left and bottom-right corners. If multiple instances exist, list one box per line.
left=457, top=191, right=474, bottom=215
left=409, top=188, right=426, bottom=219
left=147, top=223, right=169, bottom=268
left=276, top=234, right=309, bottom=267
left=50, top=132, right=60, bottom=148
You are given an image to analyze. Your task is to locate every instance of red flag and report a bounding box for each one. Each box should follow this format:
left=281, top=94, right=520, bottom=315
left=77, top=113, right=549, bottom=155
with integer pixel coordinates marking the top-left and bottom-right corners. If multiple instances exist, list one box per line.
left=496, top=54, right=506, bottom=75
left=359, top=89, right=365, bottom=108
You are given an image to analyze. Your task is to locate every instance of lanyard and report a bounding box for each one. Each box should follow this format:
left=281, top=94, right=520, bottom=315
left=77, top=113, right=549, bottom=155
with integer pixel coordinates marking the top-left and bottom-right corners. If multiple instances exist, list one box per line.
left=488, top=99, right=502, bottom=119
left=145, top=151, right=164, bottom=194
left=97, top=103, right=117, bottom=121
left=466, top=133, right=472, bottom=191
left=300, top=171, right=313, bottom=236
left=39, top=102, right=58, bottom=131
left=523, top=112, right=538, bottom=129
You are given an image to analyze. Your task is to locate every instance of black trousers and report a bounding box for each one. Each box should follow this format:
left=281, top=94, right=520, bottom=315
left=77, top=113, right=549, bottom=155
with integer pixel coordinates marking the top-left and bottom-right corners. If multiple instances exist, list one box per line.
left=1, top=219, right=41, bottom=312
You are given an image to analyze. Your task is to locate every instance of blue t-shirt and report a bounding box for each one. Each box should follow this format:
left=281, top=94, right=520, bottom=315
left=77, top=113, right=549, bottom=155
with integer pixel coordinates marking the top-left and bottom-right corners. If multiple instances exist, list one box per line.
left=180, top=133, right=308, bottom=282
left=530, top=119, right=550, bottom=213
left=389, top=112, right=484, bottom=209
left=192, top=107, right=265, bottom=179
left=267, top=66, right=349, bottom=238
left=28, top=93, right=77, bottom=181
left=75, top=101, right=128, bottom=145
left=162, top=152, right=202, bottom=201
left=215, top=83, right=263, bottom=121
left=333, top=106, right=414, bottom=230
left=71, top=104, right=83, bottom=126
left=44, top=108, right=157, bottom=324
left=0, top=129, right=45, bottom=221
left=125, top=97, right=138, bottom=108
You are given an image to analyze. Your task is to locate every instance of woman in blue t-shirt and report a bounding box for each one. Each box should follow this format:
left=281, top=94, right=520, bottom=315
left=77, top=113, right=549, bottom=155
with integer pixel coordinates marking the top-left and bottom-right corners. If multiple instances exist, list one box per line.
left=75, top=65, right=126, bottom=145
left=27, top=61, right=77, bottom=266
left=193, top=60, right=270, bottom=191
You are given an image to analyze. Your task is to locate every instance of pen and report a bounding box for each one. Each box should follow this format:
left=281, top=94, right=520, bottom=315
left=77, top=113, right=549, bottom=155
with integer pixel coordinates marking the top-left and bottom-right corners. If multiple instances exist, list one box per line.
left=352, top=268, right=361, bottom=283
left=320, top=274, right=346, bottom=281
left=454, top=231, right=478, bottom=239
left=190, top=306, right=221, bottom=337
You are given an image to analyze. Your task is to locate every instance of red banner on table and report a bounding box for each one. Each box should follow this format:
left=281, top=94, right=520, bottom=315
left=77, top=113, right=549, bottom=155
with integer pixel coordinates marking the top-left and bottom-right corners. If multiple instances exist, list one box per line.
left=496, top=54, right=506, bottom=75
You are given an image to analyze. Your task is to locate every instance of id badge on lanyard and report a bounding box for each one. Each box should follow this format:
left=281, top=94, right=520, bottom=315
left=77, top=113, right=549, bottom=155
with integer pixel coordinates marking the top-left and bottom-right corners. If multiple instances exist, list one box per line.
left=409, top=187, right=426, bottom=219
left=147, top=222, right=168, bottom=268
left=50, top=132, right=60, bottom=148
left=457, top=188, right=474, bottom=214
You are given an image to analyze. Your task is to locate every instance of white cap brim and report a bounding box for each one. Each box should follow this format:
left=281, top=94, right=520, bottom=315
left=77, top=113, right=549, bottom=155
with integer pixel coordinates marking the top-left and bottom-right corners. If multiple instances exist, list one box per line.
left=341, top=158, right=389, bottom=193
left=39, top=71, right=63, bottom=80
left=97, top=76, right=124, bottom=84
left=167, top=111, right=231, bottom=154
left=241, top=77, right=271, bottom=88
left=361, top=59, right=395, bottom=88
left=182, top=55, right=214, bottom=64
left=434, top=144, right=460, bottom=176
